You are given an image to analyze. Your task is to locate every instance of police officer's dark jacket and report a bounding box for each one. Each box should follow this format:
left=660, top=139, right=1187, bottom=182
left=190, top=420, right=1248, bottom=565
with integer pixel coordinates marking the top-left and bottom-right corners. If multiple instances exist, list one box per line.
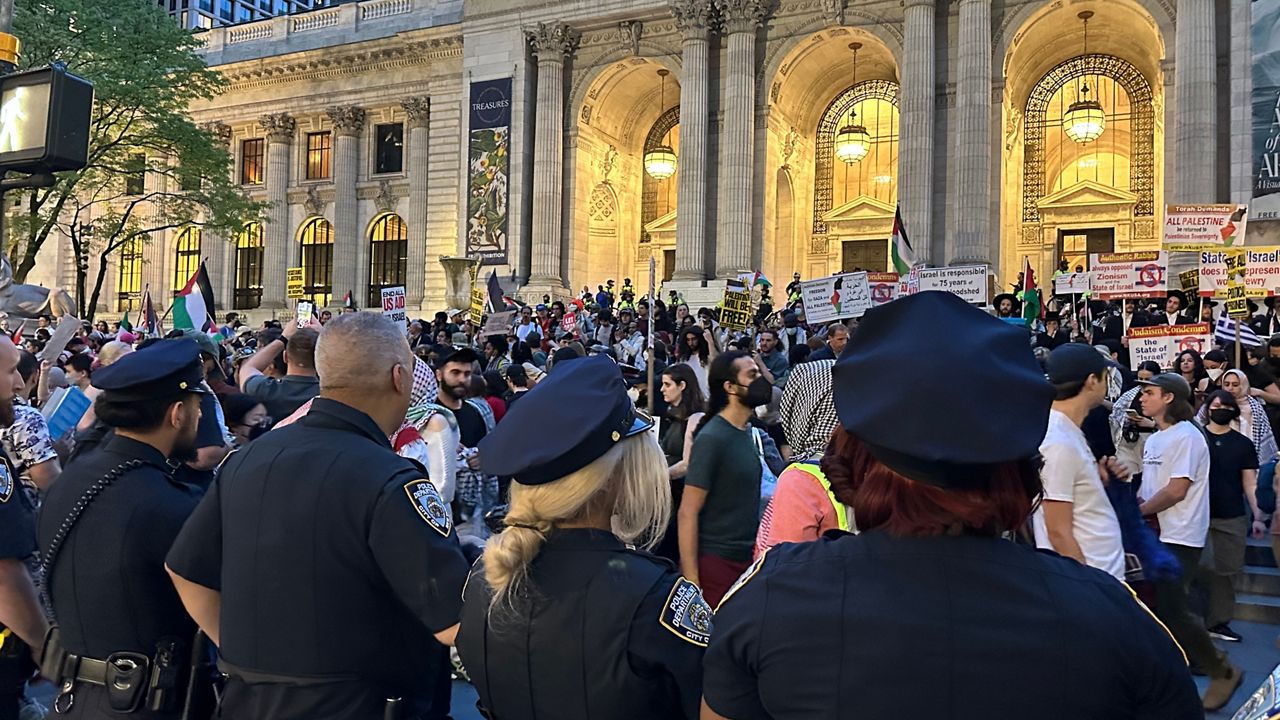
left=457, top=528, right=707, bottom=720
left=703, top=530, right=1201, bottom=720
left=166, top=398, right=469, bottom=719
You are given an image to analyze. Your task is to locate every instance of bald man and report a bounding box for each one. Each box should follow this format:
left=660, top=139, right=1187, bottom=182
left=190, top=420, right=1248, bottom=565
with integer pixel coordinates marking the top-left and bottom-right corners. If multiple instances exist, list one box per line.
left=167, top=313, right=469, bottom=720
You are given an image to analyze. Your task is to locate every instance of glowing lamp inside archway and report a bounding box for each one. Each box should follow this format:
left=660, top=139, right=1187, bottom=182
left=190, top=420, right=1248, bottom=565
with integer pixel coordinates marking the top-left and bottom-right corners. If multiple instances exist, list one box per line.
left=644, top=144, right=677, bottom=179
left=834, top=123, right=871, bottom=164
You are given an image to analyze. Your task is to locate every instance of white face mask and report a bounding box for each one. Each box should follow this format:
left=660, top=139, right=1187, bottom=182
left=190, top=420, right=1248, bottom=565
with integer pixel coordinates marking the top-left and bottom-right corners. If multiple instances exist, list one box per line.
left=1207, top=367, right=1225, bottom=381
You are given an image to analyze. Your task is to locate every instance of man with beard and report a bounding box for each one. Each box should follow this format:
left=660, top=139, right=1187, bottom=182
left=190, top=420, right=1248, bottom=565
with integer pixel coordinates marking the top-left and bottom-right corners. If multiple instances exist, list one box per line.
left=37, top=340, right=208, bottom=719
left=0, top=336, right=49, bottom=719
left=993, top=293, right=1021, bottom=319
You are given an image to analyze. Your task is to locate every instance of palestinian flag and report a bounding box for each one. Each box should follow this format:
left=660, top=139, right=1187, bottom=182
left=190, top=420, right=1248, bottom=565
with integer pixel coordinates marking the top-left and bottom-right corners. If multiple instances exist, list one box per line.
left=119, top=311, right=132, bottom=333
left=1021, top=257, right=1042, bottom=329
left=891, top=204, right=916, bottom=275
left=9, top=320, right=24, bottom=344
left=173, top=262, right=216, bottom=332
left=342, top=290, right=356, bottom=310
left=142, top=287, right=159, bottom=337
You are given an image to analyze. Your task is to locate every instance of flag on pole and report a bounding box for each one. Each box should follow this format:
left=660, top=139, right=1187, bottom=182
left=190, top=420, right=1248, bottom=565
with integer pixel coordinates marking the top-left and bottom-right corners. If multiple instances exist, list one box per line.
left=142, top=286, right=159, bottom=337
left=1214, top=315, right=1262, bottom=348
left=890, top=205, right=916, bottom=276
left=1021, top=257, right=1042, bottom=329
left=172, top=262, right=217, bottom=332
left=342, top=290, right=356, bottom=311
left=485, top=271, right=506, bottom=313
left=119, top=311, right=132, bottom=333
left=9, top=320, right=24, bottom=345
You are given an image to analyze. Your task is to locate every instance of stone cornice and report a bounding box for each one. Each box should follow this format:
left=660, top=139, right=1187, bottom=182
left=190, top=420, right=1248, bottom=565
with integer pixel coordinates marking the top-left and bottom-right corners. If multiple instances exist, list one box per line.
left=215, top=34, right=463, bottom=92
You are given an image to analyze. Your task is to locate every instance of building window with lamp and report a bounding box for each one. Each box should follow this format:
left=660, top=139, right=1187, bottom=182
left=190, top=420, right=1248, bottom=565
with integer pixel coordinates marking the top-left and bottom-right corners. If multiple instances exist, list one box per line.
left=241, top=138, right=264, bottom=185
left=306, top=131, right=332, bottom=180
left=374, top=124, right=404, bottom=175
left=235, top=223, right=264, bottom=310
left=300, top=217, right=334, bottom=306
left=367, top=214, right=408, bottom=307
left=116, top=238, right=144, bottom=312
left=172, top=228, right=202, bottom=295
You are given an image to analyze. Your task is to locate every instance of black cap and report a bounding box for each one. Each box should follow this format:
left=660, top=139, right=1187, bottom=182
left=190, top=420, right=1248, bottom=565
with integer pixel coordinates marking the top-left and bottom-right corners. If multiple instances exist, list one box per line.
left=832, top=291, right=1054, bottom=488
left=434, top=346, right=479, bottom=369
left=1137, top=373, right=1193, bottom=404
left=92, top=338, right=209, bottom=401
left=478, top=355, right=654, bottom=485
left=1045, top=343, right=1116, bottom=384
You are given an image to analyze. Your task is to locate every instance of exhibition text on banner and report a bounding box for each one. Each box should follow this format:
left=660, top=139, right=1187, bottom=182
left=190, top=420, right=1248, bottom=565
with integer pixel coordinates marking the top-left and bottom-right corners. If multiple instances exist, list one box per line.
left=800, top=272, right=873, bottom=324
left=1163, top=204, right=1249, bottom=251
left=466, top=78, right=512, bottom=266
left=1087, top=251, right=1168, bottom=299
left=1126, top=324, right=1213, bottom=369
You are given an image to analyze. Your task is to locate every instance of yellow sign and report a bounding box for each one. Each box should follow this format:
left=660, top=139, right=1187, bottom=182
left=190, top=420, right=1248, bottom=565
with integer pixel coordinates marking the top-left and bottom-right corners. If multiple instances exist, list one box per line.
left=1225, top=248, right=1250, bottom=319
left=1178, top=269, right=1199, bottom=293
left=469, top=262, right=486, bottom=325
left=286, top=267, right=305, bottom=300
left=721, top=282, right=753, bottom=332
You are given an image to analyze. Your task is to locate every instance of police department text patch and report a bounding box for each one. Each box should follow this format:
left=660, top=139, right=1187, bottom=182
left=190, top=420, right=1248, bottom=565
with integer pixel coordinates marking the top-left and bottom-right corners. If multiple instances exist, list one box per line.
left=403, top=479, right=452, bottom=537
left=660, top=578, right=712, bottom=647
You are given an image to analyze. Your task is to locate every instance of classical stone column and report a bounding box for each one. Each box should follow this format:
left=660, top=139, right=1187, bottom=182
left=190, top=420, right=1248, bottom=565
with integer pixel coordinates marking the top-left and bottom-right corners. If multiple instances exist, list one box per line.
left=200, top=121, right=235, bottom=307
left=259, top=113, right=295, bottom=309
left=526, top=22, right=579, bottom=291
left=951, top=0, right=991, bottom=266
left=402, top=97, right=431, bottom=307
left=899, top=0, right=934, bottom=264
left=671, top=0, right=714, bottom=281
left=328, top=106, right=365, bottom=308
left=715, top=0, right=766, bottom=277
left=1174, top=0, right=1216, bottom=202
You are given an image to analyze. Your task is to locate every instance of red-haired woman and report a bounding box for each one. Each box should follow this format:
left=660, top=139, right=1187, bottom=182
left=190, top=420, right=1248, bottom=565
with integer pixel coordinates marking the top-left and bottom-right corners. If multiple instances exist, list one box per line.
left=701, top=291, right=1202, bottom=720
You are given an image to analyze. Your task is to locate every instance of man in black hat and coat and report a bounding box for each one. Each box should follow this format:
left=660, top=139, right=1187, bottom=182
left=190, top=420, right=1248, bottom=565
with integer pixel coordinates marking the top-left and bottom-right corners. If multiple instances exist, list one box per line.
left=1160, top=290, right=1197, bottom=326
left=1033, top=311, right=1070, bottom=350
left=1250, top=297, right=1280, bottom=337
left=993, top=293, right=1021, bottom=319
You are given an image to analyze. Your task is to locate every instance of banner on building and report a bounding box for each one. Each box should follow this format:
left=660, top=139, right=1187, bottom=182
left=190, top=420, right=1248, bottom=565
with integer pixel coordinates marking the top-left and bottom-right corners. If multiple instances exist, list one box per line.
left=866, top=272, right=900, bottom=308
left=916, top=265, right=988, bottom=305
left=720, top=280, right=753, bottom=331
left=1163, top=204, right=1249, bottom=251
left=799, top=271, right=873, bottom=324
left=1197, top=247, right=1280, bottom=297
left=466, top=77, right=512, bottom=266
left=1087, top=251, right=1168, bottom=299
left=1126, top=323, right=1213, bottom=369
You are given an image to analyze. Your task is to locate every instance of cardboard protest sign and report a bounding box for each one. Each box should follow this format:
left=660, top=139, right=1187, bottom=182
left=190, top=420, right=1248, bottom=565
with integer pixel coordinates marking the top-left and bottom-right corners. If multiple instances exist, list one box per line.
left=1126, top=323, right=1213, bottom=369
left=1087, top=252, right=1168, bottom=299
left=916, top=265, right=988, bottom=304
left=799, top=272, right=873, bottom=323
left=1163, top=204, right=1249, bottom=251
left=720, top=280, right=753, bottom=332
left=1197, top=247, right=1280, bottom=298
left=37, top=315, right=81, bottom=361
left=380, top=286, right=407, bottom=324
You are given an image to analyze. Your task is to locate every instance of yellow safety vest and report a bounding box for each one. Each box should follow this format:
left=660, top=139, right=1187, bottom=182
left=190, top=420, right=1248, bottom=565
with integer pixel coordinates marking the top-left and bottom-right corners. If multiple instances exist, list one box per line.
left=785, top=462, right=851, bottom=532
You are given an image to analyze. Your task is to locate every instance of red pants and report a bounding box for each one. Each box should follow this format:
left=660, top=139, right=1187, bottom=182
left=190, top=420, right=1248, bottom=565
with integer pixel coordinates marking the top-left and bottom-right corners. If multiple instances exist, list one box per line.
left=699, top=554, right=751, bottom=607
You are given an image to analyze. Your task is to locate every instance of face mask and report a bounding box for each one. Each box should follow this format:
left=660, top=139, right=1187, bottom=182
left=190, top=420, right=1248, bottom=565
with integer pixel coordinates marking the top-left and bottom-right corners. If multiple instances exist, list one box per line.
left=246, top=423, right=270, bottom=442
left=1207, top=367, right=1225, bottom=381
left=738, top=377, right=773, bottom=408
left=1209, top=409, right=1237, bottom=426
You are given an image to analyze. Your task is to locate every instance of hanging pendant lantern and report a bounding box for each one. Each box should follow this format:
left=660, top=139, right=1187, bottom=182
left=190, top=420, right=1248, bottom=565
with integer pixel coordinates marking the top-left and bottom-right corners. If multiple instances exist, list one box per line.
left=644, top=69, right=678, bottom=179
left=834, top=43, right=871, bottom=164
left=1063, top=12, right=1105, bottom=144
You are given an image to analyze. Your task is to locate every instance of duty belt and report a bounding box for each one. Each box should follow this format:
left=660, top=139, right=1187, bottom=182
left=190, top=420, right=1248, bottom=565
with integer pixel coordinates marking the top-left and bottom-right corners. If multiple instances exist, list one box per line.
left=53, top=650, right=151, bottom=714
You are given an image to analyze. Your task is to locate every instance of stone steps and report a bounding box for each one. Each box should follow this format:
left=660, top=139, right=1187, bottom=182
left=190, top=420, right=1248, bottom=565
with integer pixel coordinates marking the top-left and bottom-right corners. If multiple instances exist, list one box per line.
left=1237, top=537, right=1280, bottom=624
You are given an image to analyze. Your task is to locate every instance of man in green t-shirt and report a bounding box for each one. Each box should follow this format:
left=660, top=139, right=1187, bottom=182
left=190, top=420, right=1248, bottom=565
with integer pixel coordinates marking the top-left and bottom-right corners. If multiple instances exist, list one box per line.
left=680, top=350, right=771, bottom=606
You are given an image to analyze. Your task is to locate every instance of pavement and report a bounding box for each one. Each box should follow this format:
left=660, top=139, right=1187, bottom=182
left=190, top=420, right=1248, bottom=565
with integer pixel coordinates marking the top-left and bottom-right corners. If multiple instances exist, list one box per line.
left=1197, top=620, right=1280, bottom=718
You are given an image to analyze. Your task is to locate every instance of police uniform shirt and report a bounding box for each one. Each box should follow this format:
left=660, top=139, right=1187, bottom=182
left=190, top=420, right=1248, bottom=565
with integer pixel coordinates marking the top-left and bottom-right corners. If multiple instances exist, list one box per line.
left=704, top=531, right=1200, bottom=720
left=165, top=398, right=469, bottom=718
left=0, top=453, right=34, bottom=565
left=36, top=434, right=201, bottom=660
left=456, top=528, right=707, bottom=720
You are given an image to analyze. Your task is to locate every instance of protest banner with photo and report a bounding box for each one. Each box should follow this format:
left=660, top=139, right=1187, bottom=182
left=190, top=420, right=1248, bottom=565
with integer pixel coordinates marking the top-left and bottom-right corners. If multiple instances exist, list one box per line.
left=916, top=265, right=988, bottom=304
left=466, top=78, right=512, bottom=266
left=866, top=272, right=899, bottom=307
left=1163, top=204, right=1249, bottom=251
left=286, top=267, right=305, bottom=300
left=1198, top=247, right=1280, bottom=298
left=1087, top=251, right=1168, bottom=299
left=799, top=271, right=873, bottom=324
left=1126, top=324, right=1214, bottom=369
left=1052, top=271, right=1091, bottom=295
left=720, top=280, right=754, bottom=331
left=380, top=286, right=407, bottom=324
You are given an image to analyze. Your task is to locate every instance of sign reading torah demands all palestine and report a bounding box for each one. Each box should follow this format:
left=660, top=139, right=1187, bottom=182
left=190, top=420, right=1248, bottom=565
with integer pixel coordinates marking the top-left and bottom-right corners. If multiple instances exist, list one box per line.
left=1163, top=204, right=1249, bottom=251
left=799, top=272, right=873, bottom=324
left=1087, top=252, right=1168, bottom=299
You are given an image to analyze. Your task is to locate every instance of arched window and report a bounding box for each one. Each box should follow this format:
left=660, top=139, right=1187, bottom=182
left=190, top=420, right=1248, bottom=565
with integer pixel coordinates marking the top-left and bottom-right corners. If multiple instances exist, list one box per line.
left=115, top=237, right=144, bottom=312
left=234, top=223, right=264, bottom=310
left=172, top=227, right=201, bottom=295
left=299, top=217, right=334, bottom=307
left=813, top=80, right=900, bottom=234
left=641, top=107, right=679, bottom=244
left=367, top=214, right=408, bottom=308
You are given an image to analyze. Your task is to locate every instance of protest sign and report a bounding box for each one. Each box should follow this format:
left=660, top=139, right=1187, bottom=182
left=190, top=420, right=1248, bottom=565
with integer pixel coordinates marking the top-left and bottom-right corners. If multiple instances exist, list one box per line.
left=1163, top=204, right=1249, bottom=251
left=482, top=310, right=514, bottom=336
left=1226, top=248, right=1251, bottom=319
left=1179, top=269, right=1200, bottom=293
left=916, top=265, right=988, bottom=304
left=720, top=280, right=753, bottom=332
left=1053, top=272, right=1092, bottom=295
left=41, top=386, right=91, bottom=441
left=1197, top=246, right=1280, bottom=298
left=380, top=286, right=407, bottom=323
left=286, top=267, right=305, bottom=300
left=37, top=315, right=81, bottom=362
left=1126, top=324, right=1213, bottom=369
left=866, top=272, right=899, bottom=307
left=295, top=301, right=313, bottom=328
left=1087, top=251, right=1168, bottom=299
left=799, top=271, right=873, bottom=323
left=469, top=279, right=486, bottom=325
left=560, top=311, right=576, bottom=334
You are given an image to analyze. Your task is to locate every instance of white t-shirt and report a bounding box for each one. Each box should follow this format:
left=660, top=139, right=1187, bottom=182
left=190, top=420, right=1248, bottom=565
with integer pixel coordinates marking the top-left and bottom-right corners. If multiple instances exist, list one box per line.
left=1139, top=420, right=1211, bottom=548
left=1032, top=410, right=1126, bottom=579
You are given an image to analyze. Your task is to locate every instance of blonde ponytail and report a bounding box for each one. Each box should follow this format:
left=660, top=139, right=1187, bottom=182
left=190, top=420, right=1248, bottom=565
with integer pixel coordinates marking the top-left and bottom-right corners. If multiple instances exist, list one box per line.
left=482, top=432, right=670, bottom=614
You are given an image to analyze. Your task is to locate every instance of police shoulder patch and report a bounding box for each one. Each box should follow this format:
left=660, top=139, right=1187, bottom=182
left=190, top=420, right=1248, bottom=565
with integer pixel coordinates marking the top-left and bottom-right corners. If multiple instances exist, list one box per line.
left=716, top=548, right=768, bottom=610
left=659, top=577, right=713, bottom=647
left=0, top=461, right=11, bottom=503
left=403, top=479, right=452, bottom=537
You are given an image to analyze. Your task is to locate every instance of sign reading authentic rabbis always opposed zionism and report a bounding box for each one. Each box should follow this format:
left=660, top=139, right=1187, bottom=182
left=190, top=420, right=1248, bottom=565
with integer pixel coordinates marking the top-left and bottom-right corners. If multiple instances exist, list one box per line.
left=466, top=78, right=512, bottom=266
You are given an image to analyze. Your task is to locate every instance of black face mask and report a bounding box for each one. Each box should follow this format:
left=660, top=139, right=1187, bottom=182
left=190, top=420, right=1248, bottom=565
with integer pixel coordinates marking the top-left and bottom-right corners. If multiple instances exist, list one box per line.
left=1209, top=409, right=1237, bottom=426
left=738, top=377, right=773, bottom=408
left=246, top=423, right=270, bottom=442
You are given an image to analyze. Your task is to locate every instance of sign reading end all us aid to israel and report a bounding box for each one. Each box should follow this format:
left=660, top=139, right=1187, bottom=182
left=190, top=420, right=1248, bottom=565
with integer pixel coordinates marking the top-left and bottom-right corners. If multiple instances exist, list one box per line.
left=1163, top=204, right=1249, bottom=251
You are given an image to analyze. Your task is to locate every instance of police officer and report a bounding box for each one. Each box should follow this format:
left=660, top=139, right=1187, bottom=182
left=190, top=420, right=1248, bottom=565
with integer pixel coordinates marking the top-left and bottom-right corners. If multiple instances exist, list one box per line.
left=165, top=312, right=468, bottom=720
left=0, top=335, right=47, bottom=720
left=703, top=292, right=1202, bottom=719
left=456, top=354, right=708, bottom=720
left=37, top=339, right=208, bottom=718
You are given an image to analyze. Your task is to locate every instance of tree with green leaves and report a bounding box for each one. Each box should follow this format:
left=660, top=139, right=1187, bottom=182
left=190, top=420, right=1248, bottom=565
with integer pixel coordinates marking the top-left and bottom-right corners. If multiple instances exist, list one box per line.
left=9, top=0, right=264, bottom=319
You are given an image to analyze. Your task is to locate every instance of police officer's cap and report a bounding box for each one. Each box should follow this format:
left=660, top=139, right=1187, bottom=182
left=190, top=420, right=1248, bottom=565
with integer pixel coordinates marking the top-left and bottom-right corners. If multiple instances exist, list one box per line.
left=478, top=355, right=653, bottom=485
left=832, top=291, right=1053, bottom=489
left=92, top=338, right=209, bottom=401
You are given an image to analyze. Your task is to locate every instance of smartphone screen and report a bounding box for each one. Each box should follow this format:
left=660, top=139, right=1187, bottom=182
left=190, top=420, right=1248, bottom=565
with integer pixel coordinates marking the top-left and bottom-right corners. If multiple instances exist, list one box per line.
left=296, top=301, right=313, bottom=328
